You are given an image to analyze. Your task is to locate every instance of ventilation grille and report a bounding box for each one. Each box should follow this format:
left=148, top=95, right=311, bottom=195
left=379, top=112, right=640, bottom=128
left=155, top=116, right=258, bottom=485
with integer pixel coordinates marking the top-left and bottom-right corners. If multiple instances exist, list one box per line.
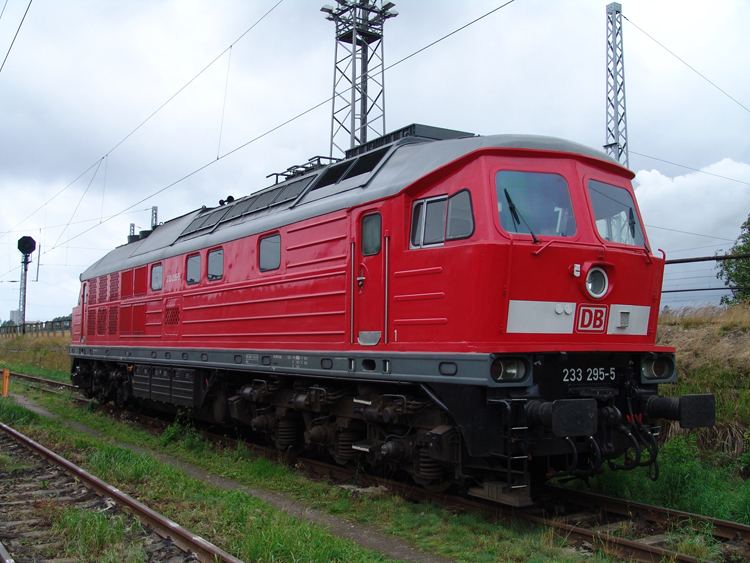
left=165, top=307, right=180, bottom=326
left=108, top=273, right=119, bottom=301
left=89, top=278, right=97, bottom=305
left=96, top=308, right=106, bottom=336
left=87, top=309, right=96, bottom=336
left=108, top=306, right=118, bottom=335
left=98, top=275, right=108, bottom=303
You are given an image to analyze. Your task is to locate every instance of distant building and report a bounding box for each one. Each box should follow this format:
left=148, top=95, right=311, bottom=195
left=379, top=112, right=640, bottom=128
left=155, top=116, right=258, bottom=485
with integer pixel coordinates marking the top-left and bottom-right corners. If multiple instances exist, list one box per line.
left=10, top=310, right=20, bottom=325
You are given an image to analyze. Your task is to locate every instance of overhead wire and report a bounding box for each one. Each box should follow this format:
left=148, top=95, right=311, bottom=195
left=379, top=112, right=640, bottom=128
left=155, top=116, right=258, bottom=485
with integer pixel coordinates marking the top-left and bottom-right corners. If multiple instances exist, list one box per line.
left=623, top=14, right=750, bottom=115
left=44, top=0, right=519, bottom=254
left=217, top=45, right=233, bottom=160
left=0, top=0, right=286, bottom=247
left=52, top=158, right=104, bottom=249
left=0, top=0, right=32, bottom=74
left=644, top=225, right=734, bottom=242
left=622, top=13, right=750, bottom=262
left=631, top=150, right=750, bottom=186
left=6, top=0, right=741, bottom=310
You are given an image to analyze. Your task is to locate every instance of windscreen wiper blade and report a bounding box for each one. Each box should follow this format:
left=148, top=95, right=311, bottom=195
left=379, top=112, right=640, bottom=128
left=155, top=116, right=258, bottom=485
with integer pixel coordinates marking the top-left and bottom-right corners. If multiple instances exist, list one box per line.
left=629, top=206, right=651, bottom=253
left=504, top=189, right=539, bottom=243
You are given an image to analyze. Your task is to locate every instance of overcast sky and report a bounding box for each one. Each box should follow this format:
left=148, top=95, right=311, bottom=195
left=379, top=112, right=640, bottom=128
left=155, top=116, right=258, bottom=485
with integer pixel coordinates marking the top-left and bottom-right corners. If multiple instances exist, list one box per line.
left=0, top=0, right=748, bottom=321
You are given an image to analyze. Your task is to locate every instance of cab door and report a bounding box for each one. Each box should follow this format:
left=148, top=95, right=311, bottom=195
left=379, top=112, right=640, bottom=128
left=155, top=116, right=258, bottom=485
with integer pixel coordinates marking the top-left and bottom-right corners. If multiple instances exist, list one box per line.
left=79, top=282, right=90, bottom=342
left=354, top=208, right=386, bottom=346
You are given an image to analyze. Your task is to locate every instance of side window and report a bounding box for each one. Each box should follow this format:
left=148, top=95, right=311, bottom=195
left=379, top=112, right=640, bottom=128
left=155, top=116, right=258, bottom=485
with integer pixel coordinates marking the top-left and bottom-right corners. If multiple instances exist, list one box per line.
left=186, top=254, right=201, bottom=285
left=361, top=213, right=381, bottom=256
left=411, top=191, right=475, bottom=248
left=260, top=234, right=281, bottom=272
left=410, top=202, right=423, bottom=246
left=446, top=190, right=475, bottom=241
left=423, top=199, right=447, bottom=245
left=151, top=264, right=163, bottom=291
left=207, top=248, right=223, bottom=281
left=411, top=196, right=446, bottom=247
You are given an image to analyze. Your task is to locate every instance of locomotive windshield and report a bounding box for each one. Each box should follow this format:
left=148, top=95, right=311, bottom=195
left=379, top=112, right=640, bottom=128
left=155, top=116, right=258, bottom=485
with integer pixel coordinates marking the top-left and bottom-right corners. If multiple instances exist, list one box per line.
left=588, top=180, right=646, bottom=247
left=495, top=171, right=576, bottom=237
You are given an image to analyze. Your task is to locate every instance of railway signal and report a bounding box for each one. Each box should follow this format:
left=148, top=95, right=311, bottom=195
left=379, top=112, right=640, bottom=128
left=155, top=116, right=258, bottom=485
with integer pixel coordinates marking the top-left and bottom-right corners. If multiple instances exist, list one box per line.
left=17, top=235, right=35, bottom=335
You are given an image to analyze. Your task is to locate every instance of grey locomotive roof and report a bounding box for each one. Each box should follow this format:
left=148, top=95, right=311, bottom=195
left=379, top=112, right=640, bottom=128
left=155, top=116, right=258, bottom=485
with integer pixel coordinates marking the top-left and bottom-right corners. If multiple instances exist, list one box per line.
left=81, top=129, right=622, bottom=281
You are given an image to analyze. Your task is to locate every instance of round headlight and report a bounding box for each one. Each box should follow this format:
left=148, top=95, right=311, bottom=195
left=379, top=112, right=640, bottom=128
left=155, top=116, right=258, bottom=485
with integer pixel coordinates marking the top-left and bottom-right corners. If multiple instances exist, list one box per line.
left=491, top=358, right=527, bottom=382
left=586, top=267, right=608, bottom=299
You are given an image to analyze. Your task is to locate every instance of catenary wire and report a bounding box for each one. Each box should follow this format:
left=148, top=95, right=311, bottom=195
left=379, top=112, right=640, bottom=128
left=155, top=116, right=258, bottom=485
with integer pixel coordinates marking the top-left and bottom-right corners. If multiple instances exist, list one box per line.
left=644, top=224, right=735, bottom=242
left=0, top=0, right=285, bottom=247
left=623, top=15, right=750, bottom=115
left=0, top=0, right=32, bottom=74
left=43, top=1, right=520, bottom=254
left=631, top=150, right=750, bottom=186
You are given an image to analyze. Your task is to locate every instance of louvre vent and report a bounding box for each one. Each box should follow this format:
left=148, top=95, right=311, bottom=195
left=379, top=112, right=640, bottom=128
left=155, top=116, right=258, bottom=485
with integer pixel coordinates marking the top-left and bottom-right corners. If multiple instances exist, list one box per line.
left=98, top=276, right=108, bottom=303
left=89, top=278, right=97, bottom=305
left=87, top=309, right=96, bottom=336
left=108, top=306, right=118, bottom=335
left=165, top=307, right=181, bottom=326
left=96, top=308, right=106, bottom=336
left=109, top=273, right=120, bottom=301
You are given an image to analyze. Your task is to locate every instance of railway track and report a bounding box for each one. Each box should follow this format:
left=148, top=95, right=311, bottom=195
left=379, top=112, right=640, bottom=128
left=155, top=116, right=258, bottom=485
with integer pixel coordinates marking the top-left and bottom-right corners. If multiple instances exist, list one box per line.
left=5, top=370, right=750, bottom=562
left=7, top=370, right=76, bottom=387
left=0, top=420, right=243, bottom=563
left=531, top=485, right=750, bottom=562
left=297, top=457, right=750, bottom=562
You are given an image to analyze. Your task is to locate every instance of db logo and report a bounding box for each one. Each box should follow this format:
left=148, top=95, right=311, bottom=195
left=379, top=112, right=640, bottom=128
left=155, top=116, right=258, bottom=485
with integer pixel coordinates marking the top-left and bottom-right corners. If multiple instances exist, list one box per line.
left=577, top=305, right=608, bottom=332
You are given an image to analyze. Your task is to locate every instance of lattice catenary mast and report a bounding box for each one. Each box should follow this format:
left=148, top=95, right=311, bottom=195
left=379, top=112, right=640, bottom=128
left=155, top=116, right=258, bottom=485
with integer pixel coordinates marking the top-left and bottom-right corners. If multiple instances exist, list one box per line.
left=321, top=1, right=398, bottom=158
left=604, top=2, right=629, bottom=168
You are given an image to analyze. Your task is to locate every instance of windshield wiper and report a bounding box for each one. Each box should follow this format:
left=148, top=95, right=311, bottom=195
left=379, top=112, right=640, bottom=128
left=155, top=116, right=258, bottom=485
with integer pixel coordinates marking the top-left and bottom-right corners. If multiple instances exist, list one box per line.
left=628, top=206, right=651, bottom=253
left=504, top=189, right=539, bottom=243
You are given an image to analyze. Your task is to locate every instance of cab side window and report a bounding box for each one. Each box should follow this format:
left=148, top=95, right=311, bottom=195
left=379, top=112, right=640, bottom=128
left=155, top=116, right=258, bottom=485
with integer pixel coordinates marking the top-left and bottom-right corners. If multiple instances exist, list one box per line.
left=186, top=254, right=201, bottom=284
left=411, top=190, right=474, bottom=247
left=361, top=213, right=381, bottom=256
left=260, top=234, right=281, bottom=272
left=151, top=264, right=163, bottom=291
left=208, top=249, right=223, bottom=281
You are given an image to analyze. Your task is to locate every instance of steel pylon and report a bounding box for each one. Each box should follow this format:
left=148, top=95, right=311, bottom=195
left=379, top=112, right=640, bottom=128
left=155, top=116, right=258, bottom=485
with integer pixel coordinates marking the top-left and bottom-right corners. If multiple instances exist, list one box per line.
left=322, top=1, right=398, bottom=157
left=605, top=2, right=629, bottom=168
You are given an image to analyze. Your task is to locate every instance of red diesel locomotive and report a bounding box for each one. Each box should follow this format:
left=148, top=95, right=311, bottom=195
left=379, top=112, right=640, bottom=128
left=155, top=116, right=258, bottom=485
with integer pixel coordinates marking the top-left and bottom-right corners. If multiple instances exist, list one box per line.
left=70, top=124, right=714, bottom=506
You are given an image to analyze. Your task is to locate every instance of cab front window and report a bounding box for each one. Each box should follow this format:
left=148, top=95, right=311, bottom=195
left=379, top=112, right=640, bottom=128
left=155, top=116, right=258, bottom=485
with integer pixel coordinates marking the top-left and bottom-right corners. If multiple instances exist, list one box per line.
left=588, top=180, right=645, bottom=247
left=496, top=171, right=576, bottom=237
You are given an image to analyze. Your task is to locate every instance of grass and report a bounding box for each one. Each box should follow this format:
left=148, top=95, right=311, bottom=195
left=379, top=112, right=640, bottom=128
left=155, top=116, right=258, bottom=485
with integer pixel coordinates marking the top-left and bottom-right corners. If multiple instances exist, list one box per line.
left=0, top=334, right=71, bottom=378
left=0, top=390, right=610, bottom=563
left=0, top=452, right=29, bottom=473
left=581, top=434, right=750, bottom=525
left=655, top=304, right=750, bottom=456
left=35, top=501, right=148, bottom=563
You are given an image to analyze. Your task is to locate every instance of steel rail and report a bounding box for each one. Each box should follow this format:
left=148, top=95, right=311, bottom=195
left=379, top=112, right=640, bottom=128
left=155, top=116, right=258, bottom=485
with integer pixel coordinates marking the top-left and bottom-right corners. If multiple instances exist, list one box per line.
left=9, top=371, right=77, bottom=390
left=520, top=509, right=703, bottom=563
left=0, top=539, right=13, bottom=563
left=544, top=484, right=750, bottom=544
left=0, top=421, right=244, bottom=563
